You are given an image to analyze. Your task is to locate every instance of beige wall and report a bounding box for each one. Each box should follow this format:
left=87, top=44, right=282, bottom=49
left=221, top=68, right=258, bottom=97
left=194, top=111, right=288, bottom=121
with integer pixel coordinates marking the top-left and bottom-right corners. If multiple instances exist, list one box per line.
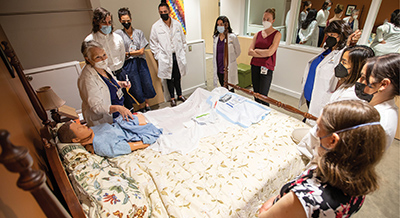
left=0, top=26, right=46, bottom=218
left=0, top=0, right=93, bottom=69
left=200, top=0, right=219, bottom=53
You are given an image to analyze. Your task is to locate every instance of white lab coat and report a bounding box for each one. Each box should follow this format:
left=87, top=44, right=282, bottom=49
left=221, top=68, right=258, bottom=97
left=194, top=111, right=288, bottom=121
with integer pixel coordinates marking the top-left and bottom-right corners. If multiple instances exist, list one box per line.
left=212, top=33, right=241, bottom=87
left=299, top=20, right=319, bottom=46
left=370, top=22, right=400, bottom=56
left=150, top=18, right=187, bottom=79
left=343, top=16, right=359, bottom=31
left=299, top=48, right=344, bottom=125
left=78, top=64, right=116, bottom=127
left=84, top=32, right=125, bottom=72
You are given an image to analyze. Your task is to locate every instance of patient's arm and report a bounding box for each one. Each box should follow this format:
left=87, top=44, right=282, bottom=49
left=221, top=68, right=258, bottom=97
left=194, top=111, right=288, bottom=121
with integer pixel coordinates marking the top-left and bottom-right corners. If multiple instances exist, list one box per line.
left=128, top=141, right=150, bottom=151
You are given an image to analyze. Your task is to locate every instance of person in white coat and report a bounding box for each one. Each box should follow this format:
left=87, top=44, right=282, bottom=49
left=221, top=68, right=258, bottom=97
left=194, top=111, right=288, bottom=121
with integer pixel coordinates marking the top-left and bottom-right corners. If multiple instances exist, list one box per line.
left=316, top=0, right=332, bottom=47
left=212, top=16, right=241, bottom=89
left=299, top=9, right=319, bottom=46
left=78, top=40, right=132, bottom=127
left=370, top=9, right=400, bottom=56
left=343, top=9, right=360, bottom=31
left=299, top=21, right=357, bottom=126
left=150, top=1, right=187, bottom=107
left=84, top=7, right=125, bottom=76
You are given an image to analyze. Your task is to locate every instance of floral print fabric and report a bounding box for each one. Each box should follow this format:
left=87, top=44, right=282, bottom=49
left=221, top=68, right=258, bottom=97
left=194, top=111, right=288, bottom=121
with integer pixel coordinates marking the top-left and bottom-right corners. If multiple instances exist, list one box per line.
left=275, top=167, right=365, bottom=218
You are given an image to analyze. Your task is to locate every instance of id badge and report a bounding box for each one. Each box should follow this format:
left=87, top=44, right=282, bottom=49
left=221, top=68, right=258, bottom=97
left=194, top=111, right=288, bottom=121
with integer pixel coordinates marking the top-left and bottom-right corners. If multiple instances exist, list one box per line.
left=117, top=88, right=124, bottom=99
left=261, top=66, right=268, bottom=75
left=129, top=44, right=136, bottom=52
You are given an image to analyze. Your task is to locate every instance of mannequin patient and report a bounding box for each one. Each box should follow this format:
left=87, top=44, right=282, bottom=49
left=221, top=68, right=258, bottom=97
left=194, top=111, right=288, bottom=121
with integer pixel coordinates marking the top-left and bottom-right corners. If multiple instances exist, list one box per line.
left=57, top=114, right=162, bottom=157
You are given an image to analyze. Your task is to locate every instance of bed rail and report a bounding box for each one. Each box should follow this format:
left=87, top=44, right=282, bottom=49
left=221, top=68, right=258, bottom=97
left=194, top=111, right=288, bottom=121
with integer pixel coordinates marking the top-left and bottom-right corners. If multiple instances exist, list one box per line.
left=228, top=83, right=317, bottom=120
left=0, top=130, right=71, bottom=218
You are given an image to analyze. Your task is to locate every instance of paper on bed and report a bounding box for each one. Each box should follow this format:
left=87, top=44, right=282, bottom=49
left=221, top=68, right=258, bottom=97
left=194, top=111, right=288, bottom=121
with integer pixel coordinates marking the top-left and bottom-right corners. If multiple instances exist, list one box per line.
left=144, top=88, right=233, bottom=155
left=206, top=90, right=271, bottom=128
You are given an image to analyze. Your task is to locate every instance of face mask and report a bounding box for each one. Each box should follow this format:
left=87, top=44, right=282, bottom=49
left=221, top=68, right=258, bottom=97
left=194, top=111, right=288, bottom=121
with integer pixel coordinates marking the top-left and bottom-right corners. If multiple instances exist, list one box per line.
left=94, top=59, right=108, bottom=70
left=319, top=121, right=381, bottom=151
left=262, top=21, right=272, bottom=30
left=160, top=14, right=169, bottom=21
left=326, top=6, right=331, bottom=11
left=100, top=25, right=112, bottom=35
left=306, top=8, right=311, bottom=12
left=334, top=63, right=349, bottom=78
left=354, top=82, right=379, bottom=102
left=325, top=36, right=337, bottom=48
left=353, top=15, right=358, bottom=19
left=122, top=22, right=131, bottom=29
left=217, top=26, right=225, bottom=33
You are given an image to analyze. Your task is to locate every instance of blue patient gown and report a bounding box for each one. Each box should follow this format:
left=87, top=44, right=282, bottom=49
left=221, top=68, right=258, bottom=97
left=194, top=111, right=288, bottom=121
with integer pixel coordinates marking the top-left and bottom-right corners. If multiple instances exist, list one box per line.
left=91, top=115, right=163, bottom=157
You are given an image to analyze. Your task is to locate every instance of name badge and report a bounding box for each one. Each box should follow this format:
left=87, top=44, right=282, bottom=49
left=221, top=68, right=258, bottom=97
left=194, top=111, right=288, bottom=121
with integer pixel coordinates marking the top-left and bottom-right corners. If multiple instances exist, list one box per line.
left=261, top=66, right=268, bottom=75
left=117, top=88, right=124, bottom=99
left=129, top=44, right=136, bottom=52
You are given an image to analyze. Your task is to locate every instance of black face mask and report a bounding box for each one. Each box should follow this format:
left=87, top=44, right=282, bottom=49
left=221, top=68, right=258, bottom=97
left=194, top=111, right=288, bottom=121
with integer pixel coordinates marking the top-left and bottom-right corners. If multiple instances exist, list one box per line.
left=325, top=36, right=337, bottom=48
left=160, top=14, right=169, bottom=21
left=306, top=8, right=311, bottom=12
left=334, top=63, right=349, bottom=78
left=122, top=22, right=131, bottom=29
left=354, top=82, right=378, bottom=102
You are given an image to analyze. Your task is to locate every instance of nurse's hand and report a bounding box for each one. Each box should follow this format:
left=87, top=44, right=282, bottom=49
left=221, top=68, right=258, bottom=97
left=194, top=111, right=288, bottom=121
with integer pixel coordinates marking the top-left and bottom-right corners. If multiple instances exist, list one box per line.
left=110, top=105, right=134, bottom=121
left=347, top=29, right=362, bottom=46
left=118, top=81, right=131, bottom=89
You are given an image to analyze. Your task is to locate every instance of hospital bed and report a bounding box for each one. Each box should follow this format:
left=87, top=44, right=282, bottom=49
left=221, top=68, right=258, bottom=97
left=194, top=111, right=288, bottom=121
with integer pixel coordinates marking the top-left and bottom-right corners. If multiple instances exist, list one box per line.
left=0, top=40, right=315, bottom=217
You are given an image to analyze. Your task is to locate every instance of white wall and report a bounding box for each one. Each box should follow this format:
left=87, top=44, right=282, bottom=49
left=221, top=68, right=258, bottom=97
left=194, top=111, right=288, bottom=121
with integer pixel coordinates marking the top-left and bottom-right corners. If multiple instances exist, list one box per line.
left=220, top=0, right=246, bottom=35
left=99, top=0, right=202, bottom=41
left=0, top=0, right=93, bottom=69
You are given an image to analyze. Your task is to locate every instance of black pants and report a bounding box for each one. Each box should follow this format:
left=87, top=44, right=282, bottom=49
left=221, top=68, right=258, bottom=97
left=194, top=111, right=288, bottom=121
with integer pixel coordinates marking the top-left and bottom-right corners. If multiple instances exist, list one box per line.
left=166, top=53, right=182, bottom=99
left=251, top=65, right=273, bottom=106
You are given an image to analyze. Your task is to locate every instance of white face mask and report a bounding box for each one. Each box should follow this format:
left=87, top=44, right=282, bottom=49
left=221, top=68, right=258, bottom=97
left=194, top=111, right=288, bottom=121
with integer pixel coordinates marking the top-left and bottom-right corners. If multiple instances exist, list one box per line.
left=353, top=15, right=358, bottom=19
left=94, top=59, right=108, bottom=70
left=262, top=21, right=272, bottom=30
left=217, top=26, right=225, bottom=34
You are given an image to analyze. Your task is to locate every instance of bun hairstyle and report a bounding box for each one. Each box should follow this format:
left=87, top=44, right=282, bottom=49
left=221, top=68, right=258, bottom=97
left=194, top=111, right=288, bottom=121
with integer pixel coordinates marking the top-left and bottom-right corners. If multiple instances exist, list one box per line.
left=265, top=8, right=276, bottom=20
left=334, top=4, right=344, bottom=14
left=316, top=100, right=386, bottom=196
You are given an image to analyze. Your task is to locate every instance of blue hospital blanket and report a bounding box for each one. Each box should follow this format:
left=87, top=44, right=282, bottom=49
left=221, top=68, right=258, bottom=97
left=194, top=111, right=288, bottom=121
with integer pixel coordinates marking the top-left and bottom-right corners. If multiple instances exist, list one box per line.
left=206, top=92, right=271, bottom=128
left=91, top=115, right=162, bottom=157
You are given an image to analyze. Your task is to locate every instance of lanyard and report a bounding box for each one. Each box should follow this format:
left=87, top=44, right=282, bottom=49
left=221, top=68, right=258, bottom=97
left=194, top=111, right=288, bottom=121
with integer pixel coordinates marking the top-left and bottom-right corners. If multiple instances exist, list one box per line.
left=96, top=69, right=119, bottom=89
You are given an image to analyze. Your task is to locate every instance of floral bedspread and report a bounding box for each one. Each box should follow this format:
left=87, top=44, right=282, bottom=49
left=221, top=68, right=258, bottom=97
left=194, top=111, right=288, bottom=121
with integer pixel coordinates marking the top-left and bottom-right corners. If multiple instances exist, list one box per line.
left=107, top=109, right=309, bottom=217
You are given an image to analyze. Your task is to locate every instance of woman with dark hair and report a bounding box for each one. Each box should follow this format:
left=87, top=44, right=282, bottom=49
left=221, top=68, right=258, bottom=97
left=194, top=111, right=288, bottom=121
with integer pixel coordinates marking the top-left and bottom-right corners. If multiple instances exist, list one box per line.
left=298, top=9, right=318, bottom=46
left=316, top=0, right=332, bottom=47
left=248, top=8, right=282, bottom=106
left=355, top=53, right=399, bottom=148
left=330, top=45, right=375, bottom=102
left=212, top=16, right=241, bottom=88
left=115, top=7, right=156, bottom=112
left=84, top=7, right=125, bottom=76
left=299, top=20, right=360, bottom=125
left=299, top=1, right=313, bottom=28
left=260, top=100, right=386, bottom=218
left=370, top=9, right=400, bottom=56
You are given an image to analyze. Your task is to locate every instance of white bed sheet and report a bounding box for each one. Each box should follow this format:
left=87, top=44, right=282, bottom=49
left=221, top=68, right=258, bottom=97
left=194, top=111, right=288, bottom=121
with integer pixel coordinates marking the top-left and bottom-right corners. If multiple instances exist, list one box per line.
left=108, top=96, right=310, bottom=217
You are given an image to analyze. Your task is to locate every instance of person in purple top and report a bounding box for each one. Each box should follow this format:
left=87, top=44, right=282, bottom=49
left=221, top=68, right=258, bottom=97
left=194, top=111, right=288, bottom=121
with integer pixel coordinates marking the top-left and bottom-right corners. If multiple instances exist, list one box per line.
left=212, top=16, right=241, bottom=90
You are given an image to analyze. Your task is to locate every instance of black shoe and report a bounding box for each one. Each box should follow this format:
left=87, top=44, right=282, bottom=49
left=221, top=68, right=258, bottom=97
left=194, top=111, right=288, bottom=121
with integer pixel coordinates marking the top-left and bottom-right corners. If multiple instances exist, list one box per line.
left=145, top=105, right=151, bottom=111
left=178, top=96, right=187, bottom=102
left=171, top=99, right=177, bottom=107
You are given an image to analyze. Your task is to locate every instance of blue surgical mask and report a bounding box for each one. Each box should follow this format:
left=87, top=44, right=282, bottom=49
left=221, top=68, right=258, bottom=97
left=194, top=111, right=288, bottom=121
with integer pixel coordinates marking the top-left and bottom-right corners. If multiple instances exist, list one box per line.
left=319, top=122, right=381, bottom=151
left=217, top=26, right=225, bottom=33
left=326, top=6, right=331, bottom=11
left=100, top=25, right=112, bottom=35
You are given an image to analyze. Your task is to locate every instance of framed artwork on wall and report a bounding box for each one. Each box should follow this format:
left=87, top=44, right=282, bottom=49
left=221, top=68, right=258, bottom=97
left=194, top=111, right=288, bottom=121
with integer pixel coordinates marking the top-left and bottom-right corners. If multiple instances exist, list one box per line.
left=346, top=5, right=357, bottom=16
